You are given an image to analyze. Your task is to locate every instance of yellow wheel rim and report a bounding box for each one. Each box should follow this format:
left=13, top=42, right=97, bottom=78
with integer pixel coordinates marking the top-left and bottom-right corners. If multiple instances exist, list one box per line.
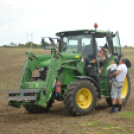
left=121, top=76, right=128, bottom=99
left=76, top=88, right=93, bottom=109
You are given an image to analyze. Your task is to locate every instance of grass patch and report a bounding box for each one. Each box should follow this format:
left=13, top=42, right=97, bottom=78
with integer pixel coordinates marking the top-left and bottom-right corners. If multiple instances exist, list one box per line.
left=107, top=122, right=117, bottom=128
left=79, top=121, right=118, bottom=128
left=129, top=66, right=134, bottom=70
left=78, top=121, right=125, bottom=134
left=117, top=111, right=134, bottom=119
left=88, top=121, right=102, bottom=127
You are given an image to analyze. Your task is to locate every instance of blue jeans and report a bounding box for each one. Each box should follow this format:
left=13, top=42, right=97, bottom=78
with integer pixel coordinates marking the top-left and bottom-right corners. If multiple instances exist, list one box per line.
left=110, top=70, right=116, bottom=82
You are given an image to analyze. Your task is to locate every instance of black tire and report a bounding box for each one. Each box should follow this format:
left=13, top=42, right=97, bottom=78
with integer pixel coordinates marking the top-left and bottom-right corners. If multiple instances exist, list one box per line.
left=63, top=80, right=99, bottom=116
left=23, top=100, right=54, bottom=113
left=106, top=73, right=131, bottom=106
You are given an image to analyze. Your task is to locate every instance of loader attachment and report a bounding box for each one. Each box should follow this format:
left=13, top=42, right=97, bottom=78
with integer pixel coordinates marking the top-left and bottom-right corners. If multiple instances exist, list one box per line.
left=5, top=89, right=41, bottom=108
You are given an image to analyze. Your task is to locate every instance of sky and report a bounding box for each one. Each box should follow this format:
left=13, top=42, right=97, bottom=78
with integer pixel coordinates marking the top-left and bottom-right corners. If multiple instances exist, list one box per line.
left=0, top=0, right=134, bottom=46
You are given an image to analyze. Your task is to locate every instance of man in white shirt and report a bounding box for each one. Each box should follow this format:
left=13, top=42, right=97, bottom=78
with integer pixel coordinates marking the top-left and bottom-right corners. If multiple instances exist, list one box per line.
left=109, top=57, right=127, bottom=113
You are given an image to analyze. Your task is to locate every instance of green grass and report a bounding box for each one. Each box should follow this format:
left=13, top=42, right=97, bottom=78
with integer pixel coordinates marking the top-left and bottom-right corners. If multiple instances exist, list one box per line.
left=117, top=111, right=134, bottom=119
left=79, top=121, right=117, bottom=128
left=129, top=66, right=134, bottom=70
left=78, top=121, right=128, bottom=134
left=88, top=121, right=102, bottom=127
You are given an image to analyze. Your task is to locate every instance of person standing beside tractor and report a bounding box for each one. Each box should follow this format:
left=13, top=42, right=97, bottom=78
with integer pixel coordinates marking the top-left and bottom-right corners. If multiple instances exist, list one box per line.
left=109, top=57, right=127, bottom=113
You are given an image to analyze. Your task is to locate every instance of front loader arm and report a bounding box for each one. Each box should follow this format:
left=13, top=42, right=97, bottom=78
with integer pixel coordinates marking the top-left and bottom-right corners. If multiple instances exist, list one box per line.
left=37, top=52, right=83, bottom=107
left=19, top=52, right=38, bottom=89
left=37, top=52, right=63, bottom=107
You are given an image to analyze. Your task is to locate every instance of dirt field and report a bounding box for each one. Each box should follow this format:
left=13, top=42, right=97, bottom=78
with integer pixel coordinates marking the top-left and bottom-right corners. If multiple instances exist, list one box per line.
left=0, top=48, right=134, bottom=134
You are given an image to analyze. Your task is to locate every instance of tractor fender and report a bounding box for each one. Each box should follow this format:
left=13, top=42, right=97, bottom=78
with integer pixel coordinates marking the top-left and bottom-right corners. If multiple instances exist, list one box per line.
left=73, top=76, right=101, bottom=99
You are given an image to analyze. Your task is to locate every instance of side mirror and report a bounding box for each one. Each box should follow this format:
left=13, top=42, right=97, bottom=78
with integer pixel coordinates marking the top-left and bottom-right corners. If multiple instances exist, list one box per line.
left=41, top=38, right=45, bottom=46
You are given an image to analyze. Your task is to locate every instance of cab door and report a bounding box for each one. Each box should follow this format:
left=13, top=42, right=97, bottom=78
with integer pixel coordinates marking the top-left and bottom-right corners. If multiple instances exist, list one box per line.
left=112, top=32, right=121, bottom=57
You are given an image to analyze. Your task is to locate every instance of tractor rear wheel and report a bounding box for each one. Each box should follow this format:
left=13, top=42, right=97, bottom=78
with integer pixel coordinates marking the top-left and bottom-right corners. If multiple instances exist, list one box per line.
left=106, top=73, right=131, bottom=106
left=63, top=80, right=99, bottom=116
left=23, top=100, right=54, bottom=113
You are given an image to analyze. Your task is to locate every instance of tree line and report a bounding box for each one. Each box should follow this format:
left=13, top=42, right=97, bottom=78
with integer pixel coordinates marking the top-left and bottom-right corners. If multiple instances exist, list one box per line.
left=3, top=41, right=50, bottom=48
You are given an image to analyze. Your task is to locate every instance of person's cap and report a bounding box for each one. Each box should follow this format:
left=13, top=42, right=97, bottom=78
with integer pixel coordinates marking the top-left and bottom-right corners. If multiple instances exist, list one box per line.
left=120, top=57, right=127, bottom=64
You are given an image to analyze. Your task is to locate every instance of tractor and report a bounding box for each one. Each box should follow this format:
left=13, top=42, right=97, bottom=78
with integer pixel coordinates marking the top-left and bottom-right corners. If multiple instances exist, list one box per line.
left=5, top=24, right=131, bottom=116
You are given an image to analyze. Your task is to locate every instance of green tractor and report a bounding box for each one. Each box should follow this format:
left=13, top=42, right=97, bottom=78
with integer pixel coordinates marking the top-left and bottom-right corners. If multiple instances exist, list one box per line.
left=5, top=24, right=131, bottom=116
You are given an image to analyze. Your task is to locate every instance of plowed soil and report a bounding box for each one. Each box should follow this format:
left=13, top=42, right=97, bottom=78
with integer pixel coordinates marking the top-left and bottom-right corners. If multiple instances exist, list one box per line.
left=0, top=48, right=134, bottom=134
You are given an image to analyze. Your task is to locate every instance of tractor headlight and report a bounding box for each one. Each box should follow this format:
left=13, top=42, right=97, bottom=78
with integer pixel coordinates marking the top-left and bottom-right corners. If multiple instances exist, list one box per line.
left=39, top=66, right=44, bottom=71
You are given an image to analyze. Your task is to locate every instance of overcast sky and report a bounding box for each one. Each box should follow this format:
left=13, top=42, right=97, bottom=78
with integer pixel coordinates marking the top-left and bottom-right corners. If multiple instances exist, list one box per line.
left=0, top=0, right=133, bottom=46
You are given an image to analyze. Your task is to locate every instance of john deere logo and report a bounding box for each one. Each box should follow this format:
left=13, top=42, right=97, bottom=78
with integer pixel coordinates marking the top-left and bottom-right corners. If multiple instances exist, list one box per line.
left=36, top=83, right=38, bottom=87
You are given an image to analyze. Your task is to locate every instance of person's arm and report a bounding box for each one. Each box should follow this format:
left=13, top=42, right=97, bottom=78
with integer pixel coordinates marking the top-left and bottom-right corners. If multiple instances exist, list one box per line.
left=101, top=47, right=107, bottom=52
left=100, top=50, right=106, bottom=61
left=110, top=65, right=122, bottom=77
left=100, top=50, right=103, bottom=57
left=110, top=70, right=120, bottom=77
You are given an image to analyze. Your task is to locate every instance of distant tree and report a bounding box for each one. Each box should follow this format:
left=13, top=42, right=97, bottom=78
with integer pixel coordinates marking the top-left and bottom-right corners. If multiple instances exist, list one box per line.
left=10, top=42, right=17, bottom=47
left=38, top=44, right=44, bottom=48
left=124, top=45, right=127, bottom=48
left=18, top=43, right=25, bottom=47
left=44, top=42, right=51, bottom=46
left=25, top=42, right=32, bottom=47
left=32, top=43, right=38, bottom=48
left=25, top=42, right=38, bottom=48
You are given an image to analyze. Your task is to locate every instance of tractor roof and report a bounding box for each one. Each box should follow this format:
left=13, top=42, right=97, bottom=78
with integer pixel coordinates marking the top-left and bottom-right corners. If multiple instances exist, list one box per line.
left=56, top=29, right=112, bottom=36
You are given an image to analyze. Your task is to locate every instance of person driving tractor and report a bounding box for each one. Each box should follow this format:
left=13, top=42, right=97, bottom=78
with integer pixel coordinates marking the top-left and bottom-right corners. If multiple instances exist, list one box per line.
left=96, top=43, right=106, bottom=73
left=101, top=43, right=108, bottom=59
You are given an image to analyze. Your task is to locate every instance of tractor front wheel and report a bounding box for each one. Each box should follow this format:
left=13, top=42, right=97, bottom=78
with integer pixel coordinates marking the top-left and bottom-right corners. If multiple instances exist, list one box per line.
left=63, top=80, right=99, bottom=116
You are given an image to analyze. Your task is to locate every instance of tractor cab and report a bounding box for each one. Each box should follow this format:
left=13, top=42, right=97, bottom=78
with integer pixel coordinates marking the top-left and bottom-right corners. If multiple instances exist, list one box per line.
left=56, top=29, right=115, bottom=72
left=57, top=31, right=95, bottom=65
left=56, top=27, right=124, bottom=70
